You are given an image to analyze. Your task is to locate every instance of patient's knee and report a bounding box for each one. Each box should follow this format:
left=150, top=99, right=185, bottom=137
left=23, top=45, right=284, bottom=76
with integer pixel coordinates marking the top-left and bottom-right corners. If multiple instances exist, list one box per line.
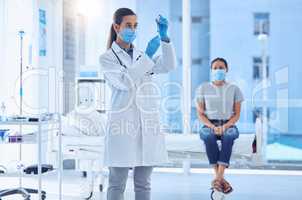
left=224, top=127, right=239, bottom=139
left=200, top=128, right=216, bottom=141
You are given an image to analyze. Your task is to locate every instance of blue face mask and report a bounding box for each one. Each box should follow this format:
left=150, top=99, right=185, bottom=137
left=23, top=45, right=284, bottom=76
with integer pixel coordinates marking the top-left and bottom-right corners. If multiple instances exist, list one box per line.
left=211, top=69, right=226, bottom=81
left=118, top=28, right=137, bottom=44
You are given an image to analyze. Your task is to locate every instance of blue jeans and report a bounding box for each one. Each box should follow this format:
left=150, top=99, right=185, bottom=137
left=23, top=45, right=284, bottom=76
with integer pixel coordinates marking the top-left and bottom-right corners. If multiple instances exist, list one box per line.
left=200, top=126, right=239, bottom=167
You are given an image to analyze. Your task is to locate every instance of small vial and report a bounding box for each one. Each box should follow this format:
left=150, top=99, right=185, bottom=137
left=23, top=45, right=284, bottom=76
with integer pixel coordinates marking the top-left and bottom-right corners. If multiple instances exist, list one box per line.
left=1, top=102, right=7, bottom=122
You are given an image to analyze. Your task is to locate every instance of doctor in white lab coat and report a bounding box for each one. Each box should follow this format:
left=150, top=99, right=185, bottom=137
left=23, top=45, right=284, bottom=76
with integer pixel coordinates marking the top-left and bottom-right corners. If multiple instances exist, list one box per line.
left=99, top=8, right=176, bottom=200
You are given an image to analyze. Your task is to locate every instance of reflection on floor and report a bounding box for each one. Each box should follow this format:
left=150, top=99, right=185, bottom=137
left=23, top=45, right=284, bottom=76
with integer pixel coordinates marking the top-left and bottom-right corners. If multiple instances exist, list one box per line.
left=0, top=169, right=301, bottom=200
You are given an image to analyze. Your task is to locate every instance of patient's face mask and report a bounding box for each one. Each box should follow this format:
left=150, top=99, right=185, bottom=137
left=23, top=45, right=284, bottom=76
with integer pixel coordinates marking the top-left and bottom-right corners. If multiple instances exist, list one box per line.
left=211, top=69, right=226, bottom=81
left=118, top=28, right=137, bottom=44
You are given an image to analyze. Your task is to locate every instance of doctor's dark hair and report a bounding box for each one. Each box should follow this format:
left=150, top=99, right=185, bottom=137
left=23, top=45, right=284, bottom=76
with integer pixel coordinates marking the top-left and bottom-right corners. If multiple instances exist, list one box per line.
left=211, top=57, right=228, bottom=71
left=107, top=8, right=136, bottom=49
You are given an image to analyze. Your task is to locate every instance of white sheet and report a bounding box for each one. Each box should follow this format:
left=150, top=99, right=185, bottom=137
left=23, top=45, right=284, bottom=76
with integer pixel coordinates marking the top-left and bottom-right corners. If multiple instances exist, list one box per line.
left=58, top=109, right=255, bottom=171
left=51, top=110, right=107, bottom=171
left=62, top=110, right=107, bottom=137
left=165, top=133, right=254, bottom=157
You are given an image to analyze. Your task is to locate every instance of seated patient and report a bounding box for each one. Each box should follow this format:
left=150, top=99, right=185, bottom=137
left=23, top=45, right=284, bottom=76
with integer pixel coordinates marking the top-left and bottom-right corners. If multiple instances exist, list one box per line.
left=195, top=57, right=244, bottom=194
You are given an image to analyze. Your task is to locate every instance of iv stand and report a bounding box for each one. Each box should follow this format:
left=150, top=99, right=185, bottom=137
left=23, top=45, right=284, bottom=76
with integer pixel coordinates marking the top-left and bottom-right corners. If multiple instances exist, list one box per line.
left=18, top=30, right=25, bottom=189
left=16, top=30, right=45, bottom=199
left=0, top=30, right=47, bottom=200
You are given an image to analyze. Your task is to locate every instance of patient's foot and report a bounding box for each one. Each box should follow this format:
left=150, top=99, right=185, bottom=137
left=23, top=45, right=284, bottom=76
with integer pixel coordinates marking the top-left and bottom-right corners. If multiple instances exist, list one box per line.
left=221, top=178, right=233, bottom=194
left=211, top=178, right=223, bottom=192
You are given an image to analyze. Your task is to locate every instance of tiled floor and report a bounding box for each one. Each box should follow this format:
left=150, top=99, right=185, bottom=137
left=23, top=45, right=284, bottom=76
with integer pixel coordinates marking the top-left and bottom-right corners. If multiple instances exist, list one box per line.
left=0, top=169, right=301, bottom=200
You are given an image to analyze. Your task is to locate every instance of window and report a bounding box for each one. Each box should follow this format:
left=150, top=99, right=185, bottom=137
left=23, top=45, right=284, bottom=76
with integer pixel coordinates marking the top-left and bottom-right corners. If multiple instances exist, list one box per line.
left=178, top=16, right=206, bottom=23
left=179, top=58, right=203, bottom=65
left=253, top=57, right=269, bottom=80
left=254, top=12, right=270, bottom=35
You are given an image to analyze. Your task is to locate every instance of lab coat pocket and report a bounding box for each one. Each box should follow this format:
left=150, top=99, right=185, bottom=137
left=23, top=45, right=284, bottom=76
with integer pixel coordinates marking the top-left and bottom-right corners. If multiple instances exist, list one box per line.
left=107, top=107, right=140, bottom=138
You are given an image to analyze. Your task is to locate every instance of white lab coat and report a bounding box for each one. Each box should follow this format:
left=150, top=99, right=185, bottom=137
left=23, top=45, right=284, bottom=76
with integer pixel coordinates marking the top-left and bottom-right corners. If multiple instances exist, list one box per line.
left=99, top=41, right=177, bottom=167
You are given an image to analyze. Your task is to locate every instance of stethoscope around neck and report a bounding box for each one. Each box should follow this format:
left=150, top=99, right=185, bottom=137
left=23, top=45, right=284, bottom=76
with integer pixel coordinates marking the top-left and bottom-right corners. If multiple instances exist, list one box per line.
left=110, top=48, right=129, bottom=69
left=110, top=47, right=154, bottom=75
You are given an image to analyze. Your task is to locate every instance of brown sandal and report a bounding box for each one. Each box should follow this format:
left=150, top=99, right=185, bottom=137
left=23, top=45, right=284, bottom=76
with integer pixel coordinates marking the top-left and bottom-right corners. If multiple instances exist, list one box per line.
left=211, top=178, right=223, bottom=192
left=221, top=178, right=233, bottom=194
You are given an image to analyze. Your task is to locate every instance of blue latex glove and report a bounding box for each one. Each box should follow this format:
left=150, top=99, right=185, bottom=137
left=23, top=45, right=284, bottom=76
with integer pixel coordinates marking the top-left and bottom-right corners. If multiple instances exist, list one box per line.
left=145, top=36, right=161, bottom=58
left=156, top=15, right=169, bottom=41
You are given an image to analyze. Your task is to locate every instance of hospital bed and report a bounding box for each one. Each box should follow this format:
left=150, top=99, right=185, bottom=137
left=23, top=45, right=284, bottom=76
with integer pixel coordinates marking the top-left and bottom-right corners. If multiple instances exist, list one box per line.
left=165, top=118, right=265, bottom=174
left=49, top=110, right=106, bottom=199
left=165, top=132, right=255, bottom=174
left=50, top=107, right=264, bottom=198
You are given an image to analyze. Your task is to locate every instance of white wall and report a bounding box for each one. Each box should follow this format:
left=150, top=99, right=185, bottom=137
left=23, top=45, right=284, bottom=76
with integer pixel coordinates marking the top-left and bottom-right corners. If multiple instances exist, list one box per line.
left=37, top=0, right=64, bottom=115
left=0, top=0, right=4, bottom=89
left=0, top=0, right=63, bottom=116
left=83, top=0, right=138, bottom=68
left=0, top=0, right=63, bottom=167
left=0, top=0, right=38, bottom=115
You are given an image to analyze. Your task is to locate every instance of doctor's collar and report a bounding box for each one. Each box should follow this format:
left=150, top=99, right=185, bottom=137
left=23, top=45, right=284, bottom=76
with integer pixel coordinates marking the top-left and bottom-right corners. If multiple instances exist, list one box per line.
left=112, top=41, right=134, bottom=53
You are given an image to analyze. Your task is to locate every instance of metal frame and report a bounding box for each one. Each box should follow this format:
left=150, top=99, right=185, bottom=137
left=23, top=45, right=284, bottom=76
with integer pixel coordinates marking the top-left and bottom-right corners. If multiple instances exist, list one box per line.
left=0, top=115, right=62, bottom=200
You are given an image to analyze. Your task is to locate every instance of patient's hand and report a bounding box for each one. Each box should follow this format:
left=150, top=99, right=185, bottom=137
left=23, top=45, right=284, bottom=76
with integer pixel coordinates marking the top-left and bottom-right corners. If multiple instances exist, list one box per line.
left=214, top=126, right=223, bottom=135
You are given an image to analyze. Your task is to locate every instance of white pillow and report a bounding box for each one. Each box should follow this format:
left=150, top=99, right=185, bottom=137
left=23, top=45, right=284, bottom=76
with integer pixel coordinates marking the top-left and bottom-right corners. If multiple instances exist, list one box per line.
left=64, top=110, right=107, bottom=137
left=61, top=116, right=83, bottom=137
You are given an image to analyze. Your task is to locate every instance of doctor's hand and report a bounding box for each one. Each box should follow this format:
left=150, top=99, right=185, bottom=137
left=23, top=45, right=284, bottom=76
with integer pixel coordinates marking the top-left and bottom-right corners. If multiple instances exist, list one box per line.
left=145, top=35, right=161, bottom=59
left=156, top=15, right=169, bottom=42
